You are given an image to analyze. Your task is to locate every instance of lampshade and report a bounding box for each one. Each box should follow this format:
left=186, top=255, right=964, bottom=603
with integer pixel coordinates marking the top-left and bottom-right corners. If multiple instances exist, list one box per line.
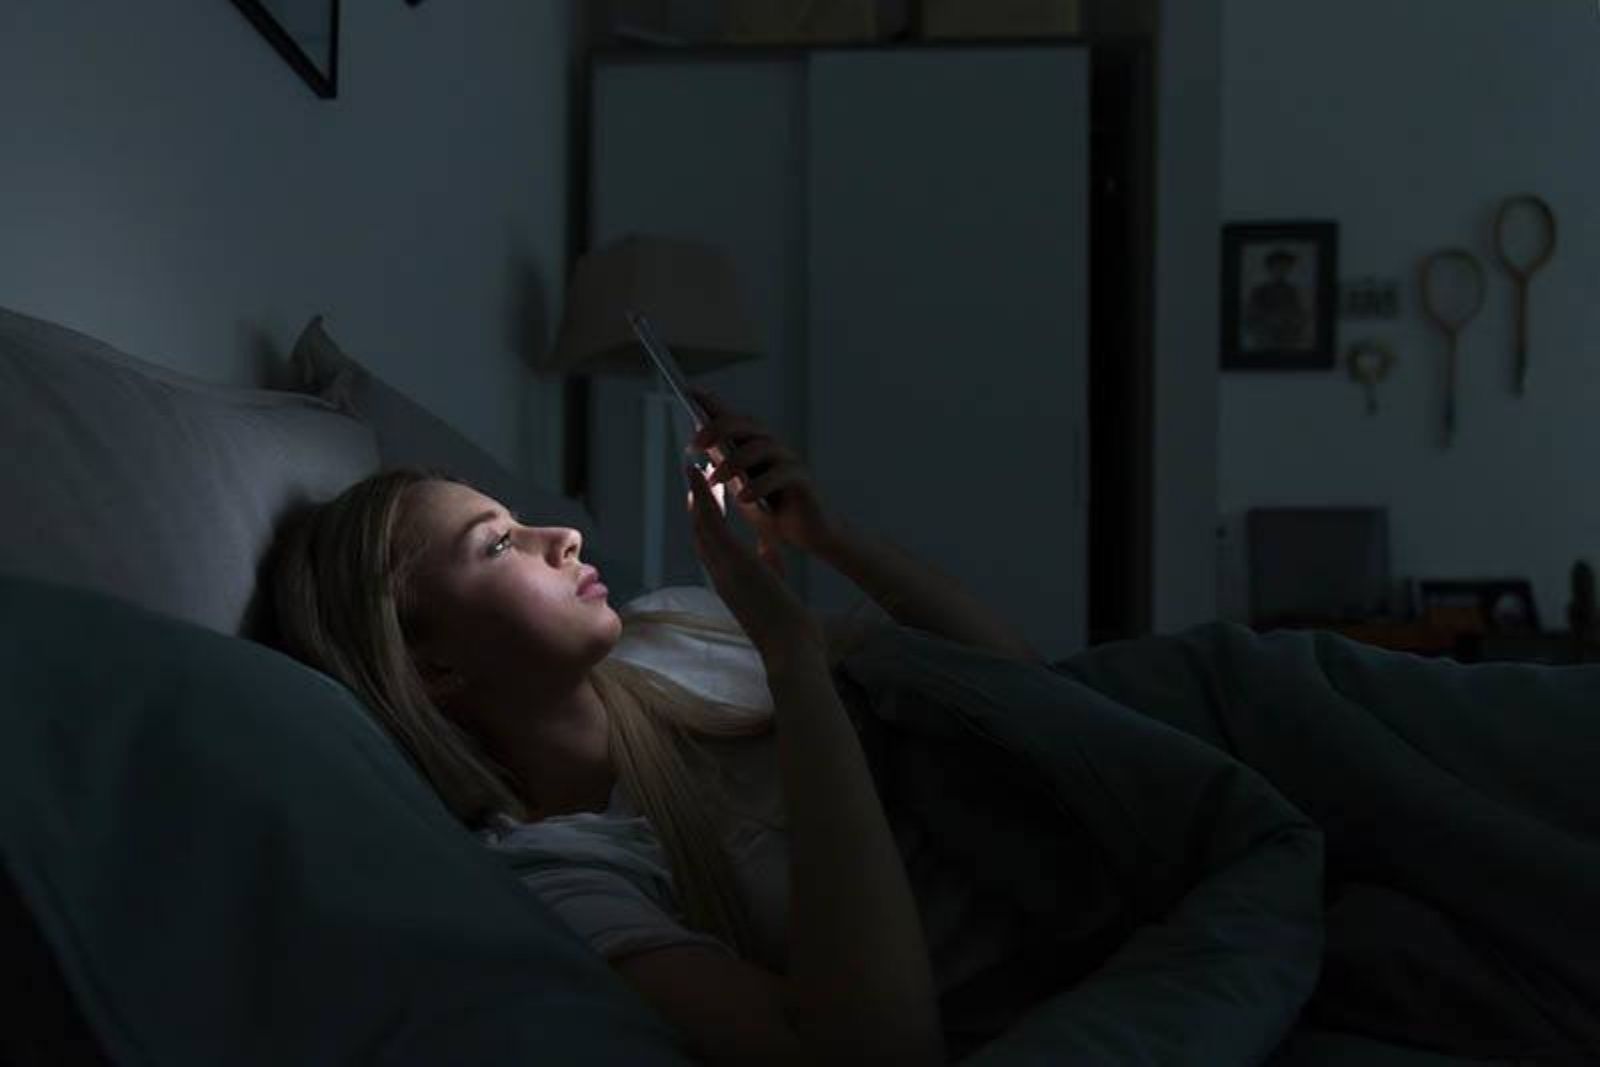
left=543, top=235, right=763, bottom=375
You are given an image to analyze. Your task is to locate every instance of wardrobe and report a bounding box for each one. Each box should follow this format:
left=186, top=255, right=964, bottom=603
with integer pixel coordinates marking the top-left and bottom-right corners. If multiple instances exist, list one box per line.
left=585, top=45, right=1091, bottom=659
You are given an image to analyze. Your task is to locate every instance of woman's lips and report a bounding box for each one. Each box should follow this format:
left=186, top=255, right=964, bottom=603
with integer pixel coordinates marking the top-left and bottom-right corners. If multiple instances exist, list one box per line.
left=576, top=567, right=607, bottom=599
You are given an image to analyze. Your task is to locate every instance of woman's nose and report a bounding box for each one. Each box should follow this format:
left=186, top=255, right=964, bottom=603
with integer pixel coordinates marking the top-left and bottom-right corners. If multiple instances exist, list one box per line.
left=552, top=527, right=581, bottom=563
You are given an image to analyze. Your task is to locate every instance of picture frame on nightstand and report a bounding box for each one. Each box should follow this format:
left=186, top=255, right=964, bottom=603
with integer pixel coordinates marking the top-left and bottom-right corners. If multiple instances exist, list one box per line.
left=1417, top=579, right=1541, bottom=635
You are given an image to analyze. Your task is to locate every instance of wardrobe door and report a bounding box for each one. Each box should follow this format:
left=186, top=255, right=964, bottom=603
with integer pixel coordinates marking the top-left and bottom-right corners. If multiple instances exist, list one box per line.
left=806, top=47, right=1091, bottom=658
left=589, top=58, right=808, bottom=590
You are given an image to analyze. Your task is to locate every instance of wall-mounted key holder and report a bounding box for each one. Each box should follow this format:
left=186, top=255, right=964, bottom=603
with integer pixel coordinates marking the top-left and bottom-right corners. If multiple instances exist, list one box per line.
left=1347, top=340, right=1398, bottom=416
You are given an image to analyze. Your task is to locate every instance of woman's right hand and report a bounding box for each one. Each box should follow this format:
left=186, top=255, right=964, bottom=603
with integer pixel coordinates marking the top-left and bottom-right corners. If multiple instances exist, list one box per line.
left=685, top=462, right=824, bottom=669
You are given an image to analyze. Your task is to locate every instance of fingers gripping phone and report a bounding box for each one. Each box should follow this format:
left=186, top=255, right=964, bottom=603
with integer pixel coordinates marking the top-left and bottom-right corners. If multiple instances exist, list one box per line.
left=627, top=310, right=773, bottom=514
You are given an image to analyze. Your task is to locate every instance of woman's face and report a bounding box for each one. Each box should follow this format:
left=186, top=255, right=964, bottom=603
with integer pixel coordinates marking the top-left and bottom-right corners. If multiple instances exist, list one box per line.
left=399, top=480, right=622, bottom=693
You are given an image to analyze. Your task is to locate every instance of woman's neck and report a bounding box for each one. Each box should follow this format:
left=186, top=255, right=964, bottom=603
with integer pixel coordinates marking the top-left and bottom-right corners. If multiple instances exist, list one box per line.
left=474, top=677, right=615, bottom=820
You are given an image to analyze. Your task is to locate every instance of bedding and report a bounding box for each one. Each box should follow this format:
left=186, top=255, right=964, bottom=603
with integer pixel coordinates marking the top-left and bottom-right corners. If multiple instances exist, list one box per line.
left=0, top=571, right=698, bottom=1066
left=823, top=619, right=1597, bottom=1064
left=0, top=302, right=640, bottom=637
left=1054, top=623, right=1600, bottom=1064
left=0, top=305, right=380, bottom=639
left=8, top=563, right=1585, bottom=1064
left=832, top=621, right=1327, bottom=1063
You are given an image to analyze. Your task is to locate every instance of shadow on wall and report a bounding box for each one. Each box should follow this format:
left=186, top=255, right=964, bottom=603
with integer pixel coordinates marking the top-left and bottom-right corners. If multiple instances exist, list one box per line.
left=507, top=230, right=558, bottom=489
left=243, top=320, right=296, bottom=392
left=505, top=232, right=552, bottom=368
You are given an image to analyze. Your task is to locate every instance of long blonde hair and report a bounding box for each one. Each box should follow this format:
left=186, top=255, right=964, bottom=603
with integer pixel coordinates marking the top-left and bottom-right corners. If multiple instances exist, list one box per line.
left=263, top=465, right=879, bottom=962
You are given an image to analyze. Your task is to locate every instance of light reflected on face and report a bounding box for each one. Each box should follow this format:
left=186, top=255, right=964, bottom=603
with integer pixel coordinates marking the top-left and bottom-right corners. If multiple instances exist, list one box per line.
left=401, top=480, right=621, bottom=689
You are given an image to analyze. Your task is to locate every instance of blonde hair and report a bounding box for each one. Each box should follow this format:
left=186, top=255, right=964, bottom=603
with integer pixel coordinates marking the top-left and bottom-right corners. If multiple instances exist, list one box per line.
left=263, top=465, right=880, bottom=962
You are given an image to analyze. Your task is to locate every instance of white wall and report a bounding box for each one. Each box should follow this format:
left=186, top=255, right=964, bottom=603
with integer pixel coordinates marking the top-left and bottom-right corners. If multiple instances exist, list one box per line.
left=1152, top=0, right=1223, bottom=632
left=0, top=1, right=575, bottom=491
left=1218, top=0, right=1600, bottom=627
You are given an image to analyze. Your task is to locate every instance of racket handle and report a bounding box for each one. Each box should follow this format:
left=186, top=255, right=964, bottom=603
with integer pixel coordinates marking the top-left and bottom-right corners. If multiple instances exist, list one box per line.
left=1513, top=283, right=1530, bottom=396
left=1444, top=349, right=1457, bottom=446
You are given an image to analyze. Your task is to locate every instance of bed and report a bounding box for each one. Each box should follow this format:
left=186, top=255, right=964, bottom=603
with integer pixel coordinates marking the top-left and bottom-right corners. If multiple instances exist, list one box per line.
left=1, top=303, right=1590, bottom=1065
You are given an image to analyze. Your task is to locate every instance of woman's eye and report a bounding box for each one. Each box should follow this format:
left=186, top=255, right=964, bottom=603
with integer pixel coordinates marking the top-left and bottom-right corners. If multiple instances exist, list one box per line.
left=488, top=531, right=512, bottom=557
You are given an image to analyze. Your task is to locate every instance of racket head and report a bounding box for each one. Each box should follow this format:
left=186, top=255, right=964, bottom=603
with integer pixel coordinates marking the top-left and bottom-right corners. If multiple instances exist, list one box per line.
left=1418, top=248, right=1487, bottom=333
left=1493, top=194, right=1558, bottom=278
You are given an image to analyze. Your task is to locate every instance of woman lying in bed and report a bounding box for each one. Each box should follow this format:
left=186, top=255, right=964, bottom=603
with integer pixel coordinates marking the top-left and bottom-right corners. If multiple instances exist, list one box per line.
left=264, top=389, right=1597, bottom=1067
left=266, top=388, right=1063, bottom=1066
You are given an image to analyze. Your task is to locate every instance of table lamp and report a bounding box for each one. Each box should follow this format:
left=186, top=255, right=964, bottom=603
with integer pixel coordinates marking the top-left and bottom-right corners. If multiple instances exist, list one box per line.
left=545, top=234, right=763, bottom=589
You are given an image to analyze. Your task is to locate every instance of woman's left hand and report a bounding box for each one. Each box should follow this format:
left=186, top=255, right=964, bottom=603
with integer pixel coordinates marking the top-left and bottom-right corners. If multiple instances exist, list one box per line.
left=687, top=389, right=842, bottom=574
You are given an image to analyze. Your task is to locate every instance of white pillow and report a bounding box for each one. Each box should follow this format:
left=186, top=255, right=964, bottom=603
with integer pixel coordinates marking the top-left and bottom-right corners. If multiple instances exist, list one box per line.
left=612, top=586, right=773, bottom=715
left=0, top=304, right=380, bottom=639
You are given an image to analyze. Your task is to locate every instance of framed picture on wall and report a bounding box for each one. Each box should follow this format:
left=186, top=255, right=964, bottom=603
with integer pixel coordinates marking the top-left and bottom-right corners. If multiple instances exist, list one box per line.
left=1220, top=220, right=1339, bottom=370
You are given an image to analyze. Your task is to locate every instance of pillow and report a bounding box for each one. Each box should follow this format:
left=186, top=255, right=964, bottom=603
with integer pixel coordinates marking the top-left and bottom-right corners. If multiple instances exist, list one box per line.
left=0, top=304, right=381, bottom=639
left=613, top=585, right=770, bottom=708
left=0, top=571, right=697, bottom=1066
left=290, top=316, right=644, bottom=602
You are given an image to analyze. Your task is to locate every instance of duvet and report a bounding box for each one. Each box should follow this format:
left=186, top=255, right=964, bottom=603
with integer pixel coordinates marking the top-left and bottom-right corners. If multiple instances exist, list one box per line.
left=832, top=621, right=1599, bottom=1066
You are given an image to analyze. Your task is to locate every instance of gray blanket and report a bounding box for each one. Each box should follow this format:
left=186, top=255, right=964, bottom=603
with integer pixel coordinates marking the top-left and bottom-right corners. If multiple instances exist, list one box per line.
left=832, top=621, right=1599, bottom=1066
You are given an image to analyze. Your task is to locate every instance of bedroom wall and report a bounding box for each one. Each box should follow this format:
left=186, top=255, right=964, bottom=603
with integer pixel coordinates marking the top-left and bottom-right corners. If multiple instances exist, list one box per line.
left=1216, top=0, right=1600, bottom=627
left=0, top=1, right=576, bottom=492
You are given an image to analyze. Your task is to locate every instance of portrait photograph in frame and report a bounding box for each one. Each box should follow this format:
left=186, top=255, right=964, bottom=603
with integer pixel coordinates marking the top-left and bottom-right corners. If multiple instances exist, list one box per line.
left=1221, top=220, right=1339, bottom=370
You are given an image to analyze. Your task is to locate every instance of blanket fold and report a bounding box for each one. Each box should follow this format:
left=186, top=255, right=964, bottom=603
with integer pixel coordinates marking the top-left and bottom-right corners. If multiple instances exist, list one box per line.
left=834, top=624, right=1326, bottom=1065
left=1058, top=623, right=1599, bottom=1065
left=835, top=621, right=1598, bottom=1065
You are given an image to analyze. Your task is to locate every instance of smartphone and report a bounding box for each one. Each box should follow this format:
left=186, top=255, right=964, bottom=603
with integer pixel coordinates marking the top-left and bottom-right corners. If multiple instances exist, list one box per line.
left=627, top=310, right=775, bottom=513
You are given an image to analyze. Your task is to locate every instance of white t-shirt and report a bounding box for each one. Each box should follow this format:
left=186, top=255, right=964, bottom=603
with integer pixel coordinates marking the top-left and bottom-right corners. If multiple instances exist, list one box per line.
left=477, top=742, right=792, bottom=969
left=473, top=586, right=1026, bottom=1002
